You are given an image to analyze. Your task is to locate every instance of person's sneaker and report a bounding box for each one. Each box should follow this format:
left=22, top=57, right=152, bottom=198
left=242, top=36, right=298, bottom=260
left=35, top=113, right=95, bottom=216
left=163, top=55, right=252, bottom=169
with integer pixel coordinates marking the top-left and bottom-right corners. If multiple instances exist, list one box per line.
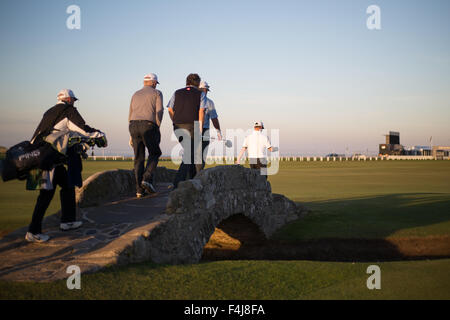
left=60, top=221, right=83, bottom=231
left=25, top=232, right=50, bottom=243
left=141, top=181, right=156, bottom=194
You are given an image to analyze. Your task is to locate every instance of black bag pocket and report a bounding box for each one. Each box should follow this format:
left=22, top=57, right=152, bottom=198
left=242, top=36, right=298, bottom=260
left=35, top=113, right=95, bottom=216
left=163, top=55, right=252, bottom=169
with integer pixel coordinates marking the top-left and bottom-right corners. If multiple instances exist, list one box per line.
left=1, top=141, right=63, bottom=182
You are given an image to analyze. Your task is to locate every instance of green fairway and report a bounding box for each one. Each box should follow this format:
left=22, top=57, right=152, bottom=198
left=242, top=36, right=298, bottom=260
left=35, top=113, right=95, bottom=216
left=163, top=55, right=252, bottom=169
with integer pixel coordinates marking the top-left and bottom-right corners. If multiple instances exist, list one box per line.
left=1, top=160, right=449, bottom=299
left=0, top=259, right=449, bottom=300
left=269, top=161, right=450, bottom=240
left=1, top=160, right=449, bottom=239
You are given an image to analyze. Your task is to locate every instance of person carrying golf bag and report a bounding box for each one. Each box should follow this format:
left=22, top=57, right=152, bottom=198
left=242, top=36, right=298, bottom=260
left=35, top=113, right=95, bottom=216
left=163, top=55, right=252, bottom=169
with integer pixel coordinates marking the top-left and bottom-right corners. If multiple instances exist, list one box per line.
left=23, top=89, right=107, bottom=243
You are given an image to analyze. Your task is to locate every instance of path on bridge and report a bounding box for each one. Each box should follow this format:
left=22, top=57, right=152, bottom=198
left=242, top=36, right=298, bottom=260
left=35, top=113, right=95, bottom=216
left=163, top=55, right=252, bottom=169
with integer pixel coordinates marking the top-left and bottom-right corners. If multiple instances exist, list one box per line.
left=0, top=183, right=171, bottom=282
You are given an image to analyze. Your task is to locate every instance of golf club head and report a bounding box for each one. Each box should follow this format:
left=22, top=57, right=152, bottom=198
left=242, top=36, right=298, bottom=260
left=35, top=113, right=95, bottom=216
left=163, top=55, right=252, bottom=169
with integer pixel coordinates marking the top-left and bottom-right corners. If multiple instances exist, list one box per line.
left=224, top=140, right=233, bottom=148
left=210, top=137, right=233, bottom=148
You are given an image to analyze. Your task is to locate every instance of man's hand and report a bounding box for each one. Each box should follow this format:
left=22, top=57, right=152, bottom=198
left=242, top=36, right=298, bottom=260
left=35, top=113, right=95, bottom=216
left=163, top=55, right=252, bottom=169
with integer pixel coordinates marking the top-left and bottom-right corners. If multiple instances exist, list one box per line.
left=129, top=137, right=133, bottom=148
left=91, top=132, right=108, bottom=148
left=217, top=130, right=222, bottom=141
left=95, top=136, right=108, bottom=148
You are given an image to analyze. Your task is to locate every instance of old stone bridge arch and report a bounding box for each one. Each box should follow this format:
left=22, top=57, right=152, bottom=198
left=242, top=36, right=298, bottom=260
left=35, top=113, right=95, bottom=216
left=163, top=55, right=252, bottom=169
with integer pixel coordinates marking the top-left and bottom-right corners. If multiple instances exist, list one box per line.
left=116, top=165, right=303, bottom=264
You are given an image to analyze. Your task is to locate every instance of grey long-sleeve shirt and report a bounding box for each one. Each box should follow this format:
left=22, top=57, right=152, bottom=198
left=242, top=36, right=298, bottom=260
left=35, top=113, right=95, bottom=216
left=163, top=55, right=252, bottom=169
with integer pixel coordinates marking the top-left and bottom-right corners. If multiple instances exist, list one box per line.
left=128, top=86, right=163, bottom=126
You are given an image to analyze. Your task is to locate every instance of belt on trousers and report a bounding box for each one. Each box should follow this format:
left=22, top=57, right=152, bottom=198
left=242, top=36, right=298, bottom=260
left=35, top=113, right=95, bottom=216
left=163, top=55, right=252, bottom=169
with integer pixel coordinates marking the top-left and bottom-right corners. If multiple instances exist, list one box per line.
left=130, top=120, right=157, bottom=126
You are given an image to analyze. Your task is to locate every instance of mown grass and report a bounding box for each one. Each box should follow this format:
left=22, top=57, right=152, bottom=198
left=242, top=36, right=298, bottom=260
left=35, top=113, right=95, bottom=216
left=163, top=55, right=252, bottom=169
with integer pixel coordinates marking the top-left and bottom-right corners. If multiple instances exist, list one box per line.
left=269, top=161, right=450, bottom=240
left=0, top=259, right=449, bottom=300
left=1, top=160, right=449, bottom=299
left=1, top=160, right=449, bottom=239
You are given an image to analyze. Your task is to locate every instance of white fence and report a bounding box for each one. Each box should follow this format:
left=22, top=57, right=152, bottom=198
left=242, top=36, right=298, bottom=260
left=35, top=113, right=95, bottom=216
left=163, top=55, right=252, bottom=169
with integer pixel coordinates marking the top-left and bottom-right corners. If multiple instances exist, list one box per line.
left=87, top=155, right=449, bottom=162
left=267, top=156, right=446, bottom=161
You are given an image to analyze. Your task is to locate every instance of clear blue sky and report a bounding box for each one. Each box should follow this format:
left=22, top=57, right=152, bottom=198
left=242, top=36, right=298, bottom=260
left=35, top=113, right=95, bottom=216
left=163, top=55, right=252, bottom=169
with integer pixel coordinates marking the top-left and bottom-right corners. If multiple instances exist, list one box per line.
left=0, top=0, right=449, bottom=156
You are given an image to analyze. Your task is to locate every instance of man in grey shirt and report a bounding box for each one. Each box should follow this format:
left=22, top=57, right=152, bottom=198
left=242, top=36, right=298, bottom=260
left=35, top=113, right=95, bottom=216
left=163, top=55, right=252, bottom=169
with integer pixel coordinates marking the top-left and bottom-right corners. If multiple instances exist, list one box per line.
left=128, top=73, right=163, bottom=197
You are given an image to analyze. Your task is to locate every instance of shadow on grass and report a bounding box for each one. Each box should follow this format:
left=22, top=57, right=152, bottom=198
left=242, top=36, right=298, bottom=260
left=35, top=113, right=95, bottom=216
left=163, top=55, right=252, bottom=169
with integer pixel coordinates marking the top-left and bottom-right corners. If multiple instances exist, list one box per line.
left=283, top=192, right=450, bottom=240
left=202, top=193, right=450, bottom=262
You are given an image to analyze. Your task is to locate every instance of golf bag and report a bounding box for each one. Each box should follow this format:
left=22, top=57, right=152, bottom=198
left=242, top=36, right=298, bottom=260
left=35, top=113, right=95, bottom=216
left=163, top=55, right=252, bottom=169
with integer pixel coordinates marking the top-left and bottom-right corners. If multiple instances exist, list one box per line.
left=1, top=141, right=64, bottom=182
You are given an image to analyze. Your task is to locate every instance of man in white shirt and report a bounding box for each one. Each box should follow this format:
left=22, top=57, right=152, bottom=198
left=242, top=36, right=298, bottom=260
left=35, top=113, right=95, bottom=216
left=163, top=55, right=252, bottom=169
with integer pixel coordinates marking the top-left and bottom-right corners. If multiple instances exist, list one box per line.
left=236, top=121, right=273, bottom=174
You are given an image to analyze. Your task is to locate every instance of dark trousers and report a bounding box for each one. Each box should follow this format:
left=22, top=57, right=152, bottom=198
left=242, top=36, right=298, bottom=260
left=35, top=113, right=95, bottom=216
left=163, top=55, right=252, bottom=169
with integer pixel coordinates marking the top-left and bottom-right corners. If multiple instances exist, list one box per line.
left=29, top=165, right=76, bottom=234
left=200, top=128, right=210, bottom=170
left=249, top=158, right=267, bottom=170
left=249, top=158, right=268, bottom=179
left=173, top=123, right=203, bottom=188
left=129, top=120, right=162, bottom=194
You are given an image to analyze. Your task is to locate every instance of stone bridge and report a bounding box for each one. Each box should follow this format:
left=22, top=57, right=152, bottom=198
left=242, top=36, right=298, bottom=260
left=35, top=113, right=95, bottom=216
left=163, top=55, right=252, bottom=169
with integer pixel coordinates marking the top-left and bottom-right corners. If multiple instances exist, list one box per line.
left=0, top=165, right=305, bottom=281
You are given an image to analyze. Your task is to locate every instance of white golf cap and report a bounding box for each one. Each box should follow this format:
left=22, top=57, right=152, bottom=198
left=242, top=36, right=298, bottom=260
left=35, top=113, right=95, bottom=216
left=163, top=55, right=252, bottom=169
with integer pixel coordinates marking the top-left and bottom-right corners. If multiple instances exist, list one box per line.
left=57, top=89, right=78, bottom=101
left=144, top=73, right=159, bottom=84
left=254, top=121, right=264, bottom=128
left=199, top=80, right=210, bottom=91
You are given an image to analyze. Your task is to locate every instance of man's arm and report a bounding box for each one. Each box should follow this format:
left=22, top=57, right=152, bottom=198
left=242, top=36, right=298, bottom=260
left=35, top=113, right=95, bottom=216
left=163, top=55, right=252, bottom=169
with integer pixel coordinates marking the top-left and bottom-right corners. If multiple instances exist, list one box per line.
left=198, top=107, right=205, bottom=132
left=265, top=135, right=272, bottom=152
left=208, top=100, right=221, bottom=139
left=168, top=107, right=174, bottom=121
left=211, top=118, right=222, bottom=140
left=236, top=147, right=247, bottom=164
left=128, top=96, right=134, bottom=122
left=211, top=118, right=220, bottom=131
left=155, top=91, right=163, bottom=127
left=198, top=92, right=207, bottom=131
left=236, top=137, right=249, bottom=164
left=167, top=93, right=175, bottom=121
left=211, top=118, right=221, bottom=131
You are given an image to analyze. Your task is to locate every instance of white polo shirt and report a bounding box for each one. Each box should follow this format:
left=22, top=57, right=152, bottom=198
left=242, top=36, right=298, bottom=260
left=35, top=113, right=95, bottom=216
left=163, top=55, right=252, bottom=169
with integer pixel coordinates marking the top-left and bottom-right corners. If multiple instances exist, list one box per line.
left=242, top=130, right=272, bottom=158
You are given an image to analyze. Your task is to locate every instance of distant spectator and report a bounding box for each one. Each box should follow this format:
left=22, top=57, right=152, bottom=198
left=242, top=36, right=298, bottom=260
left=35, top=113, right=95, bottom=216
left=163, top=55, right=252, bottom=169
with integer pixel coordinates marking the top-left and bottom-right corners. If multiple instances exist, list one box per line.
left=236, top=121, right=273, bottom=175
